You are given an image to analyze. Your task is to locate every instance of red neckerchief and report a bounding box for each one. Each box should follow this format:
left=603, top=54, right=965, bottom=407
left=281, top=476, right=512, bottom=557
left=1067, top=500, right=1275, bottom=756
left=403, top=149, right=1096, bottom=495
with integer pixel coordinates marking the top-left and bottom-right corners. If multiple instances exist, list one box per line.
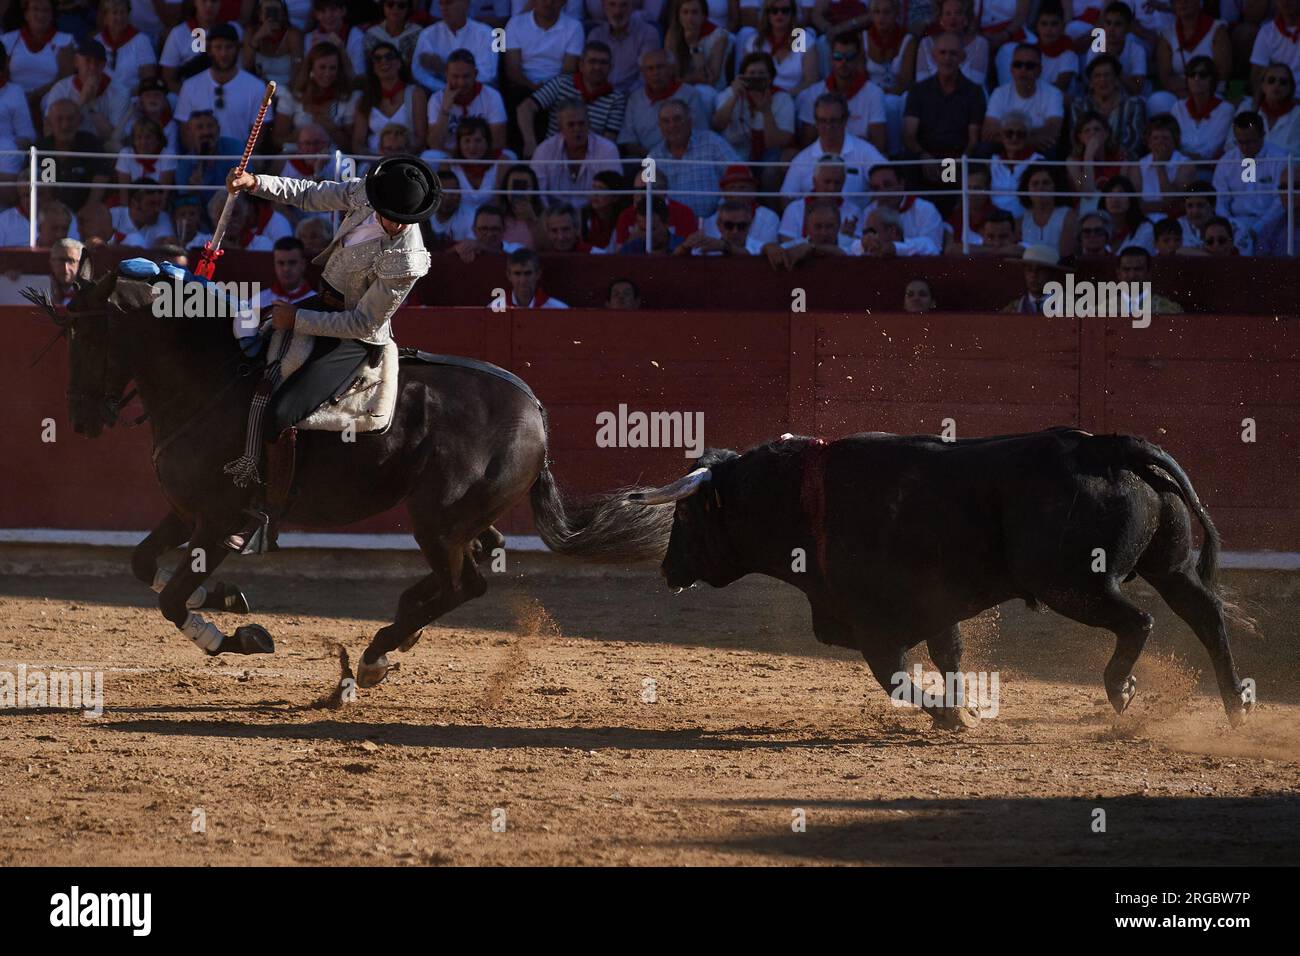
left=1005, top=146, right=1034, bottom=161
left=19, top=26, right=56, bottom=53
left=136, top=154, right=158, bottom=174
left=868, top=24, right=902, bottom=60
left=100, top=25, right=139, bottom=51
left=112, top=229, right=127, bottom=242
left=1277, top=15, right=1300, bottom=43
left=827, top=71, right=867, bottom=100
left=1260, top=97, right=1295, bottom=123
left=380, top=80, right=406, bottom=100
left=1184, top=94, right=1223, bottom=121
left=1175, top=13, right=1215, bottom=52
left=306, top=82, right=342, bottom=107
left=511, top=288, right=550, bottom=309
left=239, top=203, right=274, bottom=246
left=453, top=81, right=482, bottom=108
left=701, top=21, right=717, bottom=37
left=288, top=157, right=318, bottom=177
left=828, top=0, right=868, bottom=24
left=1038, top=36, right=1073, bottom=57
left=271, top=280, right=311, bottom=299
left=898, top=195, right=916, bottom=213
left=572, top=70, right=612, bottom=103
left=73, top=72, right=109, bottom=96
left=647, top=79, right=682, bottom=103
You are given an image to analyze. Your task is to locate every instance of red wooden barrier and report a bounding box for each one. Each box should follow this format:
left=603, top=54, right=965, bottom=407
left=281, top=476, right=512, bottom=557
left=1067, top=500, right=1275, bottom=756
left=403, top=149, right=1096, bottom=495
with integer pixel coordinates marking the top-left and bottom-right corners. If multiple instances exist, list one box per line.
left=2, top=306, right=1298, bottom=551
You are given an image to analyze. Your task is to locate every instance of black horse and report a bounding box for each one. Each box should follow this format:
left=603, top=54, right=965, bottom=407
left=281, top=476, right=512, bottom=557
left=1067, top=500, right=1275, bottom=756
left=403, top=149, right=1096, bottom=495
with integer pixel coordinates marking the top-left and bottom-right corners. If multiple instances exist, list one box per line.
left=40, top=257, right=672, bottom=688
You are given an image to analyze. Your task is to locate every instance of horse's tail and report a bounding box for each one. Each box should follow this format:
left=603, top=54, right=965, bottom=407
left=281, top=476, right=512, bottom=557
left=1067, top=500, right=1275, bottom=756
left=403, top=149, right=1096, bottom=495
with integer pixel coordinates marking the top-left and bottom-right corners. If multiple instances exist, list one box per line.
left=529, top=462, right=674, bottom=564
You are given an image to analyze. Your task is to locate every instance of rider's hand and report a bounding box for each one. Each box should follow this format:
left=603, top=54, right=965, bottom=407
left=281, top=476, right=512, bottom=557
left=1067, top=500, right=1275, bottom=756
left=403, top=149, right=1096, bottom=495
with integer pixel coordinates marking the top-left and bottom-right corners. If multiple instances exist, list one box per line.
left=227, top=170, right=258, bottom=194
left=271, top=301, right=297, bottom=330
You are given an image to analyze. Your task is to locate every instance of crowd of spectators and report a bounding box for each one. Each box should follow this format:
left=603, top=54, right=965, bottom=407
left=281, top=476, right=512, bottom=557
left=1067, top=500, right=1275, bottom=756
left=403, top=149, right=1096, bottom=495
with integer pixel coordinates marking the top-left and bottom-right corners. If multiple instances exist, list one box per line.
left=0, top=0, right=1295, bottom=308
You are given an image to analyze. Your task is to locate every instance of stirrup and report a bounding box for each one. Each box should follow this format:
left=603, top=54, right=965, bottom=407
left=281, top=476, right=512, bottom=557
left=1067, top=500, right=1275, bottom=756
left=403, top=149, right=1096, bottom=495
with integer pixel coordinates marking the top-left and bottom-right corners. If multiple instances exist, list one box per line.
left=225, top=508, right=271, bottom=555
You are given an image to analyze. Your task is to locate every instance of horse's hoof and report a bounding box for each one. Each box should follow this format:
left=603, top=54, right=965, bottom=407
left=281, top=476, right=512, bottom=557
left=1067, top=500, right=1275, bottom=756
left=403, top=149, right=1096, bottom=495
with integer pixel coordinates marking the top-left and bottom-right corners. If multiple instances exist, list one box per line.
left=357, top=654, right=390, bottom=688
left=1227, top=690, right=1255, bottom=728
left=1110, top=675, right=1137, bottom=715
left=232, top=624, right=274, bottom=655
left=398, top=628, right=424, bottom=653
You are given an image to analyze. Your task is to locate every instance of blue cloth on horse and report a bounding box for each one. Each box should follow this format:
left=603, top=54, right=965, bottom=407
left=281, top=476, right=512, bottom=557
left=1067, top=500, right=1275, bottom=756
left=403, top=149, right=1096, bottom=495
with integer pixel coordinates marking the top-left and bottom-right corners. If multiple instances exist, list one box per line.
left=119, top=258, right=161, bottom=279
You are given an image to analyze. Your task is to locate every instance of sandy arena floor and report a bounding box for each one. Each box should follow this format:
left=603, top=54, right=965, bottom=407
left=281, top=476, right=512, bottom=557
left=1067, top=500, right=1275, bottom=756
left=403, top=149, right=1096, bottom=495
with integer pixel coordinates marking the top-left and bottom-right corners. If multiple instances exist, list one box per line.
left=0, top=544, right=1297, bottom=866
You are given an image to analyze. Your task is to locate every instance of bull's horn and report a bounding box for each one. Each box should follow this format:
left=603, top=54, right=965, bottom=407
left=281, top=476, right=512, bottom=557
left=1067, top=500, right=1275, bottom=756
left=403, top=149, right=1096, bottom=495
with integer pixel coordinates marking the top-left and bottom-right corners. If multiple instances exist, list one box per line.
left=628, top=468, right=712, bottom=505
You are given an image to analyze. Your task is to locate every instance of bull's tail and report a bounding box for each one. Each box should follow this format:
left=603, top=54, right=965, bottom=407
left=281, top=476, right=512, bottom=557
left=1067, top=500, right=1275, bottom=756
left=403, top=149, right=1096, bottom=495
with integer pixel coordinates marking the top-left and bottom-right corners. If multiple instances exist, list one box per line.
left=529, top=462, right=675, bottom=563
left=1121, top=437, right=1220, bottom=588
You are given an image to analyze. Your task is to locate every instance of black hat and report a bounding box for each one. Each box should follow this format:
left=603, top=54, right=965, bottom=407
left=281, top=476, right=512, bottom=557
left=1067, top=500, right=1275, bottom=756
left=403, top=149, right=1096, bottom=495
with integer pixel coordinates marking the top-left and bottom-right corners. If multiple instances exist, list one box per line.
left=208, top=23, right=239, bottom=44
left=364, top=154, right=440, bottom=224
left=136, top=76, right=168, bottom=96
left=77, top=38, right=107, bottom=61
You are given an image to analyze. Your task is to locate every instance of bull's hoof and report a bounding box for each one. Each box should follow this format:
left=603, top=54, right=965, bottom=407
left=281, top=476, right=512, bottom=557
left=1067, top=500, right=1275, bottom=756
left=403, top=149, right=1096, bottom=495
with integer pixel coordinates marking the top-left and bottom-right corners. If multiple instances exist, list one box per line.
left=930, top=706, right=979, bottom=732
left=1109, top=675, right=1138, bottom=715
left=231, top=624, right=274, bottom=654
left=357, top=654, right=390, bottom=688
left=398, top=628, right=424, bottom=653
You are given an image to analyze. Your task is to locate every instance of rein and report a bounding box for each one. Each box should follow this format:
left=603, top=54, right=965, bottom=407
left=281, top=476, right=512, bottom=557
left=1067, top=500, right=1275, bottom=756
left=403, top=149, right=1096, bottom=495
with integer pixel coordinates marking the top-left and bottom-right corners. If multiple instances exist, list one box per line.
left=149, top=353, right=257, bottom=467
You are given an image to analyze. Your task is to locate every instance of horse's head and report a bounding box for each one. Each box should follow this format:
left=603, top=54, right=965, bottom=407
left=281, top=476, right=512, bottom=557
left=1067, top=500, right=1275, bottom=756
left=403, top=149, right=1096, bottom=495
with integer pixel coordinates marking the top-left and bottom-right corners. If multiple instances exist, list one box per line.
left=57, top=255, right=134, bottom=438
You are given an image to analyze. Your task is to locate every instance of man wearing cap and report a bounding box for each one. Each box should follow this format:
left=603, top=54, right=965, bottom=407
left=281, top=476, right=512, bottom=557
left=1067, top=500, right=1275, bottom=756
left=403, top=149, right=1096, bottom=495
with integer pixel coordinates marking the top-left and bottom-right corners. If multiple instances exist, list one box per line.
left=1001, top=244, right=1065, bottom=313
left=41, top=39, right=131, bottom=149
left=221, top=154, right=438, bottom=495
left=703, top=165, right=780, bottom=245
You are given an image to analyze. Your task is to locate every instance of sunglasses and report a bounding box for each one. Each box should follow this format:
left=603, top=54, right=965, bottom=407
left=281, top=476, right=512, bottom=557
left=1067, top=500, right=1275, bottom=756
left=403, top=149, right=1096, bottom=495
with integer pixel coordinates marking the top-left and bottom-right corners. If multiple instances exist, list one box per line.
left=1204, top=235, right=1230, bottom=245
left=373, top=51, right=399, bottom=63
left=831, top=51, right=856, bottom=61
left=1012, top=60, right=1039, bottom=70
left=719, top=220, right=750, bottom=231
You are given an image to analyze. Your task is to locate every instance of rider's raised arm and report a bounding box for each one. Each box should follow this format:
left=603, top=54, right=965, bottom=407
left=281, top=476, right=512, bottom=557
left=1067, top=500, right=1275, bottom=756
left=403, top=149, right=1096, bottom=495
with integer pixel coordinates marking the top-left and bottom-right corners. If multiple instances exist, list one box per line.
left=250, top=175, right=360, bottom=213
left=292, top=248, right=431, bottom=342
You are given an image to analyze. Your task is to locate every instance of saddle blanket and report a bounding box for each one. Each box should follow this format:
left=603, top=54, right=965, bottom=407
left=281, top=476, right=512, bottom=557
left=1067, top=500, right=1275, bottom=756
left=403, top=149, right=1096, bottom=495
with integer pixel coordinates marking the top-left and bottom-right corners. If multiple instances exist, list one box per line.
left=270, top=328, right=399, bottom=433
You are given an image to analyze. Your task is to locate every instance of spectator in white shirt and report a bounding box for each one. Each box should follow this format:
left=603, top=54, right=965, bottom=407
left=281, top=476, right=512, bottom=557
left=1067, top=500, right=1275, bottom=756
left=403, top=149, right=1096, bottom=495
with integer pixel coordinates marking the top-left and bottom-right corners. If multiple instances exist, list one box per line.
left=1250, top=0, right=1300, bottom=91
left=701, top=163, right=780, bottom=243
left=594, top=0, right=664, bottom=94
left=451, top=203, right=525, bottom=261
left=111, top=178, right=174, bottom=247
left=95, top=0, right=158, bottom=90
left=983, top=44, right=1065, bottom=154
left=426, top=49, right=508, bottom=157
left=531, top=99, right=622, bottom=202
left=116, top=117, right=176, bottom=197
left=764, top=198, right=854, bottom=269
left=851, top=205, right=941, bottom=255
left=1, top=0, right=74, bottom=110
left=1170, top=54, right=1235, bottom=159
left=777, top=153, right=858, bottom=239
left=504, top=0, right=585, bottom=92
left=0, top=46, right=38, bottom=175
left=42, top=39, right=131, bottom=150
left=365, top=0, right=423, bottom=69
left=1212, top=110, right=1285, bottom=237
left=1125, top=111, right=1195, bottom=216
left=677, top=197, right=765, bottom=254
left=160, top=0, right=240, bottom=92
left=258, top=236, right=315, bottom=310
left=175, top=25, right=274, bottom=144
left=502, top=247, right=569, bottom=307
left=711, top=51, right=796, bottom=176
left=781, top=92, right=887, bottom=204
left=428, top=168, right=478, bottom=242
left=852, top=162, right=944, bottom=249
left=414, top=0, right=500, bottom=91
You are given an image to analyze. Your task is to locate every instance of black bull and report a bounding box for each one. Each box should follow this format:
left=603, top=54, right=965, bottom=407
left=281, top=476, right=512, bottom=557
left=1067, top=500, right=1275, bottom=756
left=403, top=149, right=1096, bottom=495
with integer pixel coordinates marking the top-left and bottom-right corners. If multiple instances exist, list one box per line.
left=631, top=429, right=1254, bottom=729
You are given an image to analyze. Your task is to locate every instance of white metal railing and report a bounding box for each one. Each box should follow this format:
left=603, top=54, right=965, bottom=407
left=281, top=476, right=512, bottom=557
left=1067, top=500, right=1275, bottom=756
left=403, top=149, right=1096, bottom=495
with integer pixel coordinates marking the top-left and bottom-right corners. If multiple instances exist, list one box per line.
left=3, top=149, right=1294, bottom=258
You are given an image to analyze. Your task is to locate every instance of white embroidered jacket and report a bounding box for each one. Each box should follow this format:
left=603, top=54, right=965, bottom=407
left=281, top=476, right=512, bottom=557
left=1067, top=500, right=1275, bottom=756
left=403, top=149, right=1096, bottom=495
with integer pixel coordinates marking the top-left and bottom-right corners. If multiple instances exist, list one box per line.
left=249, top=174, right=432, bottom=345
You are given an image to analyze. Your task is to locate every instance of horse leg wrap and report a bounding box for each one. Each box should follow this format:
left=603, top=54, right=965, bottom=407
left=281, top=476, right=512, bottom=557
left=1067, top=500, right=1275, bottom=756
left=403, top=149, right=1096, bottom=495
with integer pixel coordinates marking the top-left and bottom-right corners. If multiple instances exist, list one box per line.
left=181, top=611, right=225, bottom=653
left=151, top=568, right=208, bottom=610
